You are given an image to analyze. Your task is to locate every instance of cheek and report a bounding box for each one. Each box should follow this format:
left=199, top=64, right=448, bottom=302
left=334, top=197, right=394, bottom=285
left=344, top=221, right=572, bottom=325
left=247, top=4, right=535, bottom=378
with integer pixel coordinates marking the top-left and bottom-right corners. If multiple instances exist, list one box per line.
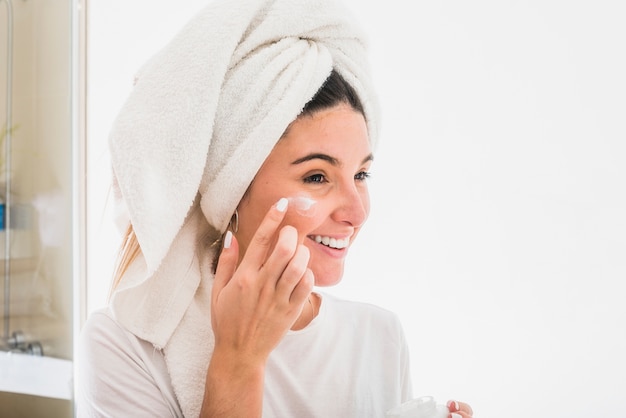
left=236, top=196, right=276, bottom=254
left=362, top=187, right=371, bottom=212
left=281, top=210, right=321, bottom=241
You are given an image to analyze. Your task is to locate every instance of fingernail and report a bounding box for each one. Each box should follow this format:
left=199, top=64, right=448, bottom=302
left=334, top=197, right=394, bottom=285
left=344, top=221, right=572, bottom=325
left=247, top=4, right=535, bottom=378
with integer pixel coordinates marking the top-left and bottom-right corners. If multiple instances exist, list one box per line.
left=224, top=230, right=233, bottom=249
left=450, top=413, right=462, bottom=418
left=276, top=197, right=288, bottom=212
left=447, top=400, right=460, bottom=411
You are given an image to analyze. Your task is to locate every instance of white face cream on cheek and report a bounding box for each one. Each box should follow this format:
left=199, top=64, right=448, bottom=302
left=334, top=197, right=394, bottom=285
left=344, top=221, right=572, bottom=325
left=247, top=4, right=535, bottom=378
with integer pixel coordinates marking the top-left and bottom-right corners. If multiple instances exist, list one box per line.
left=287, top=196, right=317, bottom=217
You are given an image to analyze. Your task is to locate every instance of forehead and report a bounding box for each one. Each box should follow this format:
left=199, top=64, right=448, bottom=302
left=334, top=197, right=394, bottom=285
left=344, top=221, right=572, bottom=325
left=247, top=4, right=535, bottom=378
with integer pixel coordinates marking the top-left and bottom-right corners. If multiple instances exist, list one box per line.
left=271, top=104, right=370, bottom=159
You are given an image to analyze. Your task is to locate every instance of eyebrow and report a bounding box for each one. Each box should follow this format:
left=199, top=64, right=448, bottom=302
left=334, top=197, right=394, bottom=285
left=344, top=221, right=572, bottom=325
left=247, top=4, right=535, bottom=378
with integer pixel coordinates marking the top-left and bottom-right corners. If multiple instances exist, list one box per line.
left=291, top=153, right=374, bottom=166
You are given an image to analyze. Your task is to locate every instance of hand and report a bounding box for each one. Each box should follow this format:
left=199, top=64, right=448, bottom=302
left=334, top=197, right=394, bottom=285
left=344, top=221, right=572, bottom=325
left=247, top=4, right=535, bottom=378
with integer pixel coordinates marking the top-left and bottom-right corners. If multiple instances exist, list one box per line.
left=447, top=400, right=474, bottom=418
left=210, top=198, right=314, bottom=365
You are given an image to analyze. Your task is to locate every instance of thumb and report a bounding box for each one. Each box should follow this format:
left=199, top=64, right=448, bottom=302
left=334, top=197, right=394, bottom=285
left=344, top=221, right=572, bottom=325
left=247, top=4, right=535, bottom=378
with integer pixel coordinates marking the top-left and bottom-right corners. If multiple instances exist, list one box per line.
left=212, top=231, right=239, bottom=300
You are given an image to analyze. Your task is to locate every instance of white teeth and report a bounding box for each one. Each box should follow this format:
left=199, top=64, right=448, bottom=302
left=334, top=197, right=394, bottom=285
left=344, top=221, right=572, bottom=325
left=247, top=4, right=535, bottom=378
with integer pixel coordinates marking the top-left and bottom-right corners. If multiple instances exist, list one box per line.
left=313, top=235, right=349, bottom=249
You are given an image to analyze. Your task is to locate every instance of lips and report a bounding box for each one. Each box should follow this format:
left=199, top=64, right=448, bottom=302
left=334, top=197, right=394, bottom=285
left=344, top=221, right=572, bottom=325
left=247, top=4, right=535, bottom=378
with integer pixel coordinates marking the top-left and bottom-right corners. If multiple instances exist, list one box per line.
left=311, top=235, right=350, bottom=249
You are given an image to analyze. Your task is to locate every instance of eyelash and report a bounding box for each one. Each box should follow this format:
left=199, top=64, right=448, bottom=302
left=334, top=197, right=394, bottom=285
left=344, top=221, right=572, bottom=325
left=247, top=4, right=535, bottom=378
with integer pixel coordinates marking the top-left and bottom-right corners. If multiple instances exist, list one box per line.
left=355, top=171, right=371, bottom=181
left=303, top=171, right=371, bottom=184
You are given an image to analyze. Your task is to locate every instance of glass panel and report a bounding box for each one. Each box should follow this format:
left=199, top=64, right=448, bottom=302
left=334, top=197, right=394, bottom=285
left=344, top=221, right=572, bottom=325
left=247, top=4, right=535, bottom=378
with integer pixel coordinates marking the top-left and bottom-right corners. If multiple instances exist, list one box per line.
left=0, top=0, right=75, bottom=415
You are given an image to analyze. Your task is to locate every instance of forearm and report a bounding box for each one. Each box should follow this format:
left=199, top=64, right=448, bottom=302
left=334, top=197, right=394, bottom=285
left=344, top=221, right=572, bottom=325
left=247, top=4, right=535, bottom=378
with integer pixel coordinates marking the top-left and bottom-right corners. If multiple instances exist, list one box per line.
left=200, top=346, right=266, bottom=418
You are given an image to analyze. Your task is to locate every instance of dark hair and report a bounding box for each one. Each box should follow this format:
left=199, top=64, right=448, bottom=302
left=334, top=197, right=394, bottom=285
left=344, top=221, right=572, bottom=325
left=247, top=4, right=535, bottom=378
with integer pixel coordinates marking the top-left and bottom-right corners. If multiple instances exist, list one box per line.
left=301, top=69, right=364, bottom=116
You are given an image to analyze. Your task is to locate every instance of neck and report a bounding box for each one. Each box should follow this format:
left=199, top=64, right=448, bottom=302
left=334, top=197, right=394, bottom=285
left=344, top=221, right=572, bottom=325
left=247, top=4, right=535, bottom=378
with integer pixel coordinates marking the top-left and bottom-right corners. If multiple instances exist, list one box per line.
left=290, top=292, right=319, bottom=331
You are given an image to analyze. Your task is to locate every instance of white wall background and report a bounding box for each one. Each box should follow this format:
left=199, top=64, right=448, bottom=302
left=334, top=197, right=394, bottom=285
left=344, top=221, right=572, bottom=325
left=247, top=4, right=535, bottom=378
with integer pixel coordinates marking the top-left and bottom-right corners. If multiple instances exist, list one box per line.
left=87, top=1, right=626, bottom=417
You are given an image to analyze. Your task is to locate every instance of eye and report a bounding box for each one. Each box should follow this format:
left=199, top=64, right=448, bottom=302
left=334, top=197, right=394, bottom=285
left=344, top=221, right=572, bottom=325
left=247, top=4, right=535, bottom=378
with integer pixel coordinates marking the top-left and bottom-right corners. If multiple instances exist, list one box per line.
left=304, top=173, right=327, bottom=184
left=355, top=171, right=371, bottom=181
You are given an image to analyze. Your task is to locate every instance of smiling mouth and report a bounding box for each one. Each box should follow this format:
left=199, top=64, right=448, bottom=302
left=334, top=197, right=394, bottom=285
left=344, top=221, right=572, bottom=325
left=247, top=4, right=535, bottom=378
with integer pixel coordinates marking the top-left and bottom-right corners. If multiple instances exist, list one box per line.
left=309, top=235, right=350, bottom=249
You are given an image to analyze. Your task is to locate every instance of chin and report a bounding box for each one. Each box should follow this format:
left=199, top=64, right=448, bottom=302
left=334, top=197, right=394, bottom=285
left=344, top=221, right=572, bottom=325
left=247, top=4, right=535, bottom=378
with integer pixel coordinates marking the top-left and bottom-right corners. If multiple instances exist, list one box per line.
left=311, top=266, right=344, bottom=287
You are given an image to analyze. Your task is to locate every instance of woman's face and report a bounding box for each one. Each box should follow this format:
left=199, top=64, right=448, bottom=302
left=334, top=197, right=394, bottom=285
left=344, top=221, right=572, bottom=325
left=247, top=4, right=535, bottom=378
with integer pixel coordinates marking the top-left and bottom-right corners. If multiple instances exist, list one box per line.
left=236, top=103, right=372, bottom=286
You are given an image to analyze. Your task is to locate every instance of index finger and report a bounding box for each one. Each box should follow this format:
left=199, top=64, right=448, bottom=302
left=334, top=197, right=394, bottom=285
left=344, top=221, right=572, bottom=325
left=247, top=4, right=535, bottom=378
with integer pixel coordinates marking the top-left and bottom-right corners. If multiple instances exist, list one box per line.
left=447, top=400, right=473, bottom=416
left=242, top=197, right=289, bottom=266
left=458, top=402, right=473, bottom=416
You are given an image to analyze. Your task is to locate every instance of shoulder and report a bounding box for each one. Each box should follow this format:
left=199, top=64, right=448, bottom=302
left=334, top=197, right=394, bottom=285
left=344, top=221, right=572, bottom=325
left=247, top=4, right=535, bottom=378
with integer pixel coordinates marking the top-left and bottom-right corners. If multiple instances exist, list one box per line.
left=81, top=307, right=124, bottom=338
left=80, top=307, right=137, bottom=356
left=78, top=307, right=150, bottom=378
left=77, top=308, right=180, bottom=416
left=321, top=293, right=405, bottom=338
left=323, top=292, right=401, bottom=321
left=79, top=307, right=169, bottom=375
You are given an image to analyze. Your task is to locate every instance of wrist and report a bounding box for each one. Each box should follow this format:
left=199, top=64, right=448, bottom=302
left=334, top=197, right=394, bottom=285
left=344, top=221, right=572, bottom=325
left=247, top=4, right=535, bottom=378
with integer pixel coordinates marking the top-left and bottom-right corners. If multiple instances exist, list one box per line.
left=201, top=346, right=266, bottom=417
left=208, top=344, right=267, bottom=381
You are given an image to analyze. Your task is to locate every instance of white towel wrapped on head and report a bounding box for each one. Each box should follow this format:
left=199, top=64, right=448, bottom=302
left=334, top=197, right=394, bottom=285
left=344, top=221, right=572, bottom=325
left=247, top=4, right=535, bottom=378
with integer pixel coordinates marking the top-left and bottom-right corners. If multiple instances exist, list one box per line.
left=108, top=0, right=378, bottom=415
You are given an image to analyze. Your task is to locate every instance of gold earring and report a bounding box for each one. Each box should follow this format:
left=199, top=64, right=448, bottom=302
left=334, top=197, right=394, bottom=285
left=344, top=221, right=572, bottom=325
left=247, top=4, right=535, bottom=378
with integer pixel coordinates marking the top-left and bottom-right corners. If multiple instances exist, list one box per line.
left=229, top=209, right=239, bottom=233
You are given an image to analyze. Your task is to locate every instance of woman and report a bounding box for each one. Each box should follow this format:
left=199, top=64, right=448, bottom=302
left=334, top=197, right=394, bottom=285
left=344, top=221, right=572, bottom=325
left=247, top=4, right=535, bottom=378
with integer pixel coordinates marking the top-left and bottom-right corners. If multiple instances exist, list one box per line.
left=78, top=0, right=473, bottom=417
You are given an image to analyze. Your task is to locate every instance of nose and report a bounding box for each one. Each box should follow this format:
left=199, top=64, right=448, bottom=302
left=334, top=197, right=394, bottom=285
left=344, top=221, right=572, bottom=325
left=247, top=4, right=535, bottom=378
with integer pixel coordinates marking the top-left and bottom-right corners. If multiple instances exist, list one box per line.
left=332, top=183, right=369, bottom=228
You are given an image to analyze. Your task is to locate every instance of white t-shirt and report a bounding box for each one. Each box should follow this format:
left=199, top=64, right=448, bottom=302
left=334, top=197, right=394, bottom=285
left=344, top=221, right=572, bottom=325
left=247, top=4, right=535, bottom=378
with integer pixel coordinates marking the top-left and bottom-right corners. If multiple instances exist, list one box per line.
left=77, top=293, right=413, bottom=417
